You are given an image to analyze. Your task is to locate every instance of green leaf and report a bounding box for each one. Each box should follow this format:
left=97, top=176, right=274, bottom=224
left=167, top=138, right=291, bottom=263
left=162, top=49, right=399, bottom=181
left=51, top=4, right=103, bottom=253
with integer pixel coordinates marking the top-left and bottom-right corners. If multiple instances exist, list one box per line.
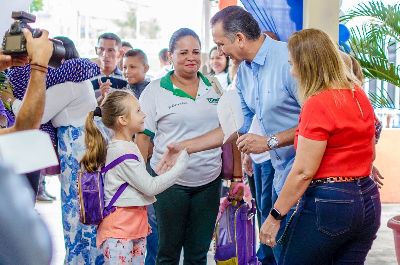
left=368, top=89, right=395, bottom=109
left=340, top=0, right=400, bottom=104
left=30, top=0, right=43, bottom=12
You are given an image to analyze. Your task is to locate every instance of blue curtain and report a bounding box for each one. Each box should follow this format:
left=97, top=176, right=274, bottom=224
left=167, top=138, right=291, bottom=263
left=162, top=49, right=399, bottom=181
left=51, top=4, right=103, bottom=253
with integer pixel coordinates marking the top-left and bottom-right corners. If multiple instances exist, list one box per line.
left=240, top=0, right=303, bottom=42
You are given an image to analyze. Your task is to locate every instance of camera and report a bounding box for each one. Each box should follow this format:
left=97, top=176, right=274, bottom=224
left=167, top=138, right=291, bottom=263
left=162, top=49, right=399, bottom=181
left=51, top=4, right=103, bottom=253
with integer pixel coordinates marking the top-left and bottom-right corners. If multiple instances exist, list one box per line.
left=2, top=11, right=65, bottom=68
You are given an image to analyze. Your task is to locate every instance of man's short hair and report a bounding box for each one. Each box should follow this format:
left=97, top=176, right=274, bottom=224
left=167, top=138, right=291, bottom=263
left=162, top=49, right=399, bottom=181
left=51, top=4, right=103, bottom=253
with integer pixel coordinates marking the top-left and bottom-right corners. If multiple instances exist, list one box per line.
left=97, top=32, right=122, bottom=46
left=158, top=48, right=169, bottom=63
left=124, top=49, right=148, bottom=66
left=210, top=6, right=261, bottom=42
left=122, top=41, right=133, bottom=49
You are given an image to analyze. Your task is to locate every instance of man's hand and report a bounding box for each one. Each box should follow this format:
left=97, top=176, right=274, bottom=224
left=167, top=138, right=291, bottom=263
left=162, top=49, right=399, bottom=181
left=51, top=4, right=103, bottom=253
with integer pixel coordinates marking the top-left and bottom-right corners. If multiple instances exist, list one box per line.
left=371, top=165, right=384, bottom=189
left=237, top=133, right=269, bottom=154
left=99, top=78, right=112, bottom=98
left=242, top=153, right=253, bottom=176
left=0, top=52, right=29, bottom=72
left=156, top=142, right=185, bottom=174
left=23, top=29, right=53, bottom=66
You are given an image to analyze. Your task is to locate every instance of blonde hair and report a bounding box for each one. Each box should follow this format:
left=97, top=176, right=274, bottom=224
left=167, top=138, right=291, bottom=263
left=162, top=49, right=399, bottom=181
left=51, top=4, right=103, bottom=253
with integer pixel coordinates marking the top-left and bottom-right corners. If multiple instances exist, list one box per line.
left=80, top=90, right=132, bottom=172
left=287, top=28, right=356, bottom=102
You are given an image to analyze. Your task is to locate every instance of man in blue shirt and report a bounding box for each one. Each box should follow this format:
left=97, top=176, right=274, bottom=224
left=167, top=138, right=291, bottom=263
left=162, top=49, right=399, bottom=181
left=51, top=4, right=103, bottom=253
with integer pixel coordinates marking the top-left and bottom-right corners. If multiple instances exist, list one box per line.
left=211, top=6, right=301, bottom=264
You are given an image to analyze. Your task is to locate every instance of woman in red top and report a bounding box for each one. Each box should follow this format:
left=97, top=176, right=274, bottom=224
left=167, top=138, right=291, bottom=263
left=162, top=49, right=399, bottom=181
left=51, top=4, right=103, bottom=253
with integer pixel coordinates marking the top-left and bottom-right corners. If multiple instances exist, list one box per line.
left=260, top=28, right=380, bottom=265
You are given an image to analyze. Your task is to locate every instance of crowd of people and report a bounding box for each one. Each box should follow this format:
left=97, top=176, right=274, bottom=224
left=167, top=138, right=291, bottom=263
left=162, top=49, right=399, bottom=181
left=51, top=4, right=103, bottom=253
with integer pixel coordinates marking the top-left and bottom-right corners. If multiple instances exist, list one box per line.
left=0, top=5, right=384, bottom=265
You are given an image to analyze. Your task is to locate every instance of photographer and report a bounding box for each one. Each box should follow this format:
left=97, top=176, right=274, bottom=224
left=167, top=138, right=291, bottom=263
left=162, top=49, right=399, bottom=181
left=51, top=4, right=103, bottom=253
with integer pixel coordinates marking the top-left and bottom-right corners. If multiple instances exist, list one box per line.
left=0, top=28, right=53, bottom=265
left=0, top=28, right=53, bottom=134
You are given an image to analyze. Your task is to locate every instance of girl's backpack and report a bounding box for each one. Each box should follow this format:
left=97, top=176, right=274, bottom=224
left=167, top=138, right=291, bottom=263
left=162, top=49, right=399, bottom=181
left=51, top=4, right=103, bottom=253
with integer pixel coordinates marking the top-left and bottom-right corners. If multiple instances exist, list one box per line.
left=77, top=153, right=138, bottom=225
left=214, top=198, right=259, bottom=265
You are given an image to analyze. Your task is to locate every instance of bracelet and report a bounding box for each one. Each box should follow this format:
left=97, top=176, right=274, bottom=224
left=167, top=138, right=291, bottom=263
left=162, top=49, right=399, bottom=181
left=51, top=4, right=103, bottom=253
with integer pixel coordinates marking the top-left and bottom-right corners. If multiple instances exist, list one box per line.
left=30, top=63, right=48, bottom=70
left=30, top=64, right=48, bottom=74
left=232, top=177, right=243, bottom=182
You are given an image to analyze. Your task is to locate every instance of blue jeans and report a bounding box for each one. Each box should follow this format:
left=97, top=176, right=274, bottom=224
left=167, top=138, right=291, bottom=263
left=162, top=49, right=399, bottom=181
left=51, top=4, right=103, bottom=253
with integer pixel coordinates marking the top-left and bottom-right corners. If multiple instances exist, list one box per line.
left=279, top=177, right=381, bottom=265
left=145, top=163, right=158, bottom=265
left=253, top=160, right=276, bottom=265
left=145, top=204, right=158, bottom=265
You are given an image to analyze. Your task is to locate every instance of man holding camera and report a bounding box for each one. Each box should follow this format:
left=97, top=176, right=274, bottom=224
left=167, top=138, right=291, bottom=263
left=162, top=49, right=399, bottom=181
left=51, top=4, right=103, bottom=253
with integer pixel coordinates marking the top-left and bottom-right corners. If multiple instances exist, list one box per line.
left=0, top=28, right=54, bottom=265
left=0, top=28, right=53, bottom=134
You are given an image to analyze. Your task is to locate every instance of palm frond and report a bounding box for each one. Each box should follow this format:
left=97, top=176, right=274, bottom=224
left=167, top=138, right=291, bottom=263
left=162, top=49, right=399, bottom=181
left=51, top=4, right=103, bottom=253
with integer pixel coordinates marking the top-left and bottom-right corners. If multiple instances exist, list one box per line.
left=340, top=1, right=400, bottom=43
left=354, top=52, right=400, bottom=88
left=368, top=88, right=396, bottom=109
left=348, top=25, right=400, bottom=88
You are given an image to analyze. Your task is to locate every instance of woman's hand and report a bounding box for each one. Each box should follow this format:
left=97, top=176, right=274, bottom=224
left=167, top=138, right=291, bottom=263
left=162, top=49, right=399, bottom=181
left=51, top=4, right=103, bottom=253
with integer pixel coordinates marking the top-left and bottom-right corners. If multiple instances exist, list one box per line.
left=259, top=214, right=281, bottom=248
left=371, top=165, right=384, bottom=189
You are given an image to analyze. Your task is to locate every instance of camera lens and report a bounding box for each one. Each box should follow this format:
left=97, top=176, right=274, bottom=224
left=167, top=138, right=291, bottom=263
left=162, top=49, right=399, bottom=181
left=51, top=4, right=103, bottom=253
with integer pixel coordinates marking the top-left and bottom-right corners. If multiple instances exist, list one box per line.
left=48, top=39, right=65, bottom=68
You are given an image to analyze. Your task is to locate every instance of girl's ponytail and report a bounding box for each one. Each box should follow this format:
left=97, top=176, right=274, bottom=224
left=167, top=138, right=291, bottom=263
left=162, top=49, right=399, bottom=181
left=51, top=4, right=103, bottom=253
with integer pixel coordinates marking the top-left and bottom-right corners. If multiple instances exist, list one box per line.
left=80, top=109, right=107, bottom=172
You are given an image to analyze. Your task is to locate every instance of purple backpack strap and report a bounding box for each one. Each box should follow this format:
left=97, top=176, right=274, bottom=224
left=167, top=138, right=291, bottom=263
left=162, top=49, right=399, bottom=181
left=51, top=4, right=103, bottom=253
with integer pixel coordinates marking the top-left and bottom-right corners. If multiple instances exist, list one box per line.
left=101, top=154, right=139, bottom=174
left=101, top=154, right=139, bottom=217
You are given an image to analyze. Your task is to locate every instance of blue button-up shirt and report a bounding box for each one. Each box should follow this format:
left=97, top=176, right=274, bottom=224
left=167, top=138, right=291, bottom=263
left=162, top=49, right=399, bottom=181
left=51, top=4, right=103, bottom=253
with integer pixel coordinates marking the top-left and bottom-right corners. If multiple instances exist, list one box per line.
left=236, top=36, right=301, bottom=195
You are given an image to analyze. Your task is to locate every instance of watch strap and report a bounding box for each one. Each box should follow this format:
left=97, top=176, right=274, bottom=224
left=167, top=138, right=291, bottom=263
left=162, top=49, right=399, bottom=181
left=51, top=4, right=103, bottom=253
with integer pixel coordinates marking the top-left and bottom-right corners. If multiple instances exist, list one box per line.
left=270, top=207, right=286, bottom=220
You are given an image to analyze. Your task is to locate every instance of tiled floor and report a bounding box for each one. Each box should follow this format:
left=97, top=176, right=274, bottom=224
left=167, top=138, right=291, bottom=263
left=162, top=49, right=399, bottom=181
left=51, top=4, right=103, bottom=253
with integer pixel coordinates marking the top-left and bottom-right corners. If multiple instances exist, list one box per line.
left=36, top=176, right=398, bottom=265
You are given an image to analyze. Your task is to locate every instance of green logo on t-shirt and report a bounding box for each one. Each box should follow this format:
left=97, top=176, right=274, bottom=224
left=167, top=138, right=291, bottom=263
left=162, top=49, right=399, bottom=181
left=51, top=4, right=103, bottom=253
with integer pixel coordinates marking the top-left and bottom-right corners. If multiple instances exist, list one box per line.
left=207, top=98, right=219, bottom=104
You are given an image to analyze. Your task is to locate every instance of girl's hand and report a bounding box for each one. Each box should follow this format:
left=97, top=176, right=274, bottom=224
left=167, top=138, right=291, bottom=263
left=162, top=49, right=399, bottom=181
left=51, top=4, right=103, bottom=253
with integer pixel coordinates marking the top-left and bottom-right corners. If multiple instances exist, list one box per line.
left=156, top=142, right=184, bottom=174
left=228, top=181, right=244, bottom=201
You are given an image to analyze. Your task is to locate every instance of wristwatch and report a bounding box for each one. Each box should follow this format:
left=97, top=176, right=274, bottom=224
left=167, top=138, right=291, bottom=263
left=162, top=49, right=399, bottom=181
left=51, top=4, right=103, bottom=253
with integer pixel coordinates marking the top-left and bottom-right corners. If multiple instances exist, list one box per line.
left=267, top=135, right=279, bottom=150
left=270, top=207, right=286, bottom=220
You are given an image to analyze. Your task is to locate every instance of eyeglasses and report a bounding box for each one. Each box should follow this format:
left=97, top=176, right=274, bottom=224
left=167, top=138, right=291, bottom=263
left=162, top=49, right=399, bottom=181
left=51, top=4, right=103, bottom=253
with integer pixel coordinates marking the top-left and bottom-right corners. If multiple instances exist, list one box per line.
left=95, top=47, right=117, bottom=56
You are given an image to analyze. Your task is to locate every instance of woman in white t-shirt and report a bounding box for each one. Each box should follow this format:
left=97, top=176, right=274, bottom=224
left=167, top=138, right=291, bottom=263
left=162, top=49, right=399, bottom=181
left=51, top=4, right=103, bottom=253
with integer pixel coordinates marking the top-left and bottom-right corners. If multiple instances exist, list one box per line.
left=136, top=28, right=240, bottom=265
left=208, top=46, right=231, bottom=90
left=8, top=38, right=104, bottom=263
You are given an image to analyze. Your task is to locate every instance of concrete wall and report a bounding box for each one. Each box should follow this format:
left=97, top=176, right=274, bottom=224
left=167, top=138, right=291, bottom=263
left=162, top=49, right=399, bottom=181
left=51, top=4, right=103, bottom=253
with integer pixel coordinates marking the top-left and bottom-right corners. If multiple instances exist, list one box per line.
left=375, top=129, right=400, bottom=203
left=303, top=0, right=340, bottom=42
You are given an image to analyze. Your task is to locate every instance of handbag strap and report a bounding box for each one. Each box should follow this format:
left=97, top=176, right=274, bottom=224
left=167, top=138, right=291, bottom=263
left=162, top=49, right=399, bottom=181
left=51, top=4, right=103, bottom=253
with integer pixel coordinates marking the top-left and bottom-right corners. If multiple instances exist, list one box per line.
left=207, top=75, right=224, bottom=97
left=101, top=153, right=139, bottom=216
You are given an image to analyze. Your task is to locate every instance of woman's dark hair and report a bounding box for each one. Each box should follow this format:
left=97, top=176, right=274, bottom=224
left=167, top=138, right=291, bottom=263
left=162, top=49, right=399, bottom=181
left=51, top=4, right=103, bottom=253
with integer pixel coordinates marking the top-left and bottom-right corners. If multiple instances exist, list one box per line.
left=169, top=28, right=201, bottom=53
left=209, top=46, right=230, bottom=74
left=54, top=36, right=79, bottom=60
left=211, top=6, right=261, bottom=42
